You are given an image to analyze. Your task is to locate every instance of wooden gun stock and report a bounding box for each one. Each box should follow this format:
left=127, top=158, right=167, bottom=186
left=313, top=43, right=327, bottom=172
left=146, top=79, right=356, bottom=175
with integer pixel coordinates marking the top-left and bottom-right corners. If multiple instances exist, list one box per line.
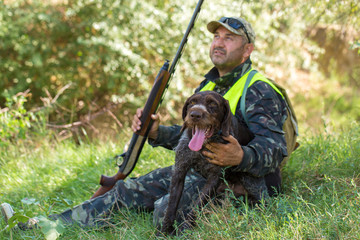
left=91, top=171, right=127, bottom=198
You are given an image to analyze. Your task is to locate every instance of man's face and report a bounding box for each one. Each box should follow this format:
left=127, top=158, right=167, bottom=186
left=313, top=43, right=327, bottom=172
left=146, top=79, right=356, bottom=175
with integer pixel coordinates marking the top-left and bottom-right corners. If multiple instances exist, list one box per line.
left=209, top=26, right=252, bottom=75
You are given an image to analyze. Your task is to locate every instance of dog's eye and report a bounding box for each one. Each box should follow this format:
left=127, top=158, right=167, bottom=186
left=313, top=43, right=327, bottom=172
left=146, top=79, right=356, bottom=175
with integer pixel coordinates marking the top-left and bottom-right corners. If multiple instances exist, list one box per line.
left=208, top=100, right=217, bottom=107
left=189, top=100, right=197, bottom=106
left=208, top=101, right=218, bottom=111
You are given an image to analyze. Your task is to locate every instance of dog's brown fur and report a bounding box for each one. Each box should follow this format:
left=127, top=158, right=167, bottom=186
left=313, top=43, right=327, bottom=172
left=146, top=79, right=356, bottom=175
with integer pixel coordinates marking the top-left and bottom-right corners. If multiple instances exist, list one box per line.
left=160, top=91, right=269, bottom=235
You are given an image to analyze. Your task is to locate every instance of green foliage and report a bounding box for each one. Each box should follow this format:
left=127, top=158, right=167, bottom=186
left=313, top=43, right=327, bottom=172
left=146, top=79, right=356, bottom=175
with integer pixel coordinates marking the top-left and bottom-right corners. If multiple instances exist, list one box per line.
left=0, top=91, right=31, bottom=143
left=7, top=212, right=30, bottom=230
left=1, top=0, right=149, bottom=118
left=0, top=90, right=48, bottom=156
left=0, top=0, right=359, bottom=132
left=0, top=0, right=206, bottom=124
left=37, top=216, right=65, bottom=240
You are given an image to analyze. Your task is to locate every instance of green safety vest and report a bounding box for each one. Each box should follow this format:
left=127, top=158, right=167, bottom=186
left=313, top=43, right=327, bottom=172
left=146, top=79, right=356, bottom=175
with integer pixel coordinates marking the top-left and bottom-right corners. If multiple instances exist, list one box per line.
left=200, top=68, right=299, bottom=168
left=200, top=68, right=284, bottom=115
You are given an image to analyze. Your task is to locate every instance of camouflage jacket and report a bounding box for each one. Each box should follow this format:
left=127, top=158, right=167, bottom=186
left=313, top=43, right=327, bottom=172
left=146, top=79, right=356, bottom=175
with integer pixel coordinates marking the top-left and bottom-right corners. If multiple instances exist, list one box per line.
left=149, top=58, right=288, bottom=177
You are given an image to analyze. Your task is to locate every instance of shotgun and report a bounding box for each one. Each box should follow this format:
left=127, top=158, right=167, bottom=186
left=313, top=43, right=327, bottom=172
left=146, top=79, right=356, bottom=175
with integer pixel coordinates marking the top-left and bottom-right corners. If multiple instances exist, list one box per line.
left=91, top=0, right=204, bottom=199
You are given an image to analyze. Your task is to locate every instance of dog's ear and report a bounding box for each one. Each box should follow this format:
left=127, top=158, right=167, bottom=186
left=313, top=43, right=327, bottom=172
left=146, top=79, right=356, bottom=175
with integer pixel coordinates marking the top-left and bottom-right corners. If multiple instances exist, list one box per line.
left=182, top=97, right=191, bottom=120
left=221, top=99, right=232, bottom=136
left=181, top=97, right=192, bottom=134
left=180, top=123, right=187, bottom=133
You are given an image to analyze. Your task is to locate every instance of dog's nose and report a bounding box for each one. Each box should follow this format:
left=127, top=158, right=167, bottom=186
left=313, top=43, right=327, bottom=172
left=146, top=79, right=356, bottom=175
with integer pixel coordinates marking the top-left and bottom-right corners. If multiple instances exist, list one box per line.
left=190, top=110, right=202, bottom=120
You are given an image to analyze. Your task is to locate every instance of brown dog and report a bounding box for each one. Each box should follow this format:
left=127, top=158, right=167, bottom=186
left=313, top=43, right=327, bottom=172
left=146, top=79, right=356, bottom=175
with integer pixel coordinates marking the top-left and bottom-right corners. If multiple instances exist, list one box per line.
left=160, top=91, right=269, bottom=235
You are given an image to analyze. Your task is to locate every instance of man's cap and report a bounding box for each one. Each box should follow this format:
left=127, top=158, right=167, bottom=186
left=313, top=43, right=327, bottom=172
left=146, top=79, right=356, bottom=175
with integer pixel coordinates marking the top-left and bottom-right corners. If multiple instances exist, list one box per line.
left=207, top=17, right=256, bottom=44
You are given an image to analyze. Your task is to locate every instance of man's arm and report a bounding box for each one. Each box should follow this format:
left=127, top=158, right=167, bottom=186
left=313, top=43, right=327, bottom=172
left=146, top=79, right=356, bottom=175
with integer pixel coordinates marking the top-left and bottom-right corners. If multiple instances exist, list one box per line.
left=233, top=81, right=288, bottom=176
left=148, top=125, right=182, bottom=150
left=132, top=108, right=182, bottom=150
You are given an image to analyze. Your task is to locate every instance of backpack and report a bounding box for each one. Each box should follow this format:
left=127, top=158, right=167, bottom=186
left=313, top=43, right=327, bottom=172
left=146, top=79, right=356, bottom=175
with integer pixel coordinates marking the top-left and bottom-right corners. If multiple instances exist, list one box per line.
left=240, top=70, right=299, bottom=168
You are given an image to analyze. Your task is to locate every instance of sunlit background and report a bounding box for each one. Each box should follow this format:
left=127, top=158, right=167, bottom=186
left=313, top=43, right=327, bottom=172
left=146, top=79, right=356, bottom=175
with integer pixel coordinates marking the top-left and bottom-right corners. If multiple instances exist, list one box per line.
left=1, top=0, right=359, bottom=141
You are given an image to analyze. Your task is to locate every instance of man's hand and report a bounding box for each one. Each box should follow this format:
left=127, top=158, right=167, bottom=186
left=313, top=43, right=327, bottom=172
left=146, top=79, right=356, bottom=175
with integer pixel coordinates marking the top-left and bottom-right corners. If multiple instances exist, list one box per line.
left=131, top=108, right=160, bottom=140
left=202, top=135, right=244, bottom=167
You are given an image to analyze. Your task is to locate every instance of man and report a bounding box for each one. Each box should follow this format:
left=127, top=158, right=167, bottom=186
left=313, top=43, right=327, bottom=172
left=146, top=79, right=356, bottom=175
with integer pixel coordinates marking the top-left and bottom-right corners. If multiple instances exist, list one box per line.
left=2, top=16, right=288, bottom=230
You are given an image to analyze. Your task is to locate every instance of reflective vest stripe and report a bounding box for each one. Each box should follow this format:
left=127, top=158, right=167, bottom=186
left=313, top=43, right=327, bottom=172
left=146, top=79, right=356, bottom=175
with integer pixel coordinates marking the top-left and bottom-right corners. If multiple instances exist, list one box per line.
left=200, top=68, right=284, bottom=115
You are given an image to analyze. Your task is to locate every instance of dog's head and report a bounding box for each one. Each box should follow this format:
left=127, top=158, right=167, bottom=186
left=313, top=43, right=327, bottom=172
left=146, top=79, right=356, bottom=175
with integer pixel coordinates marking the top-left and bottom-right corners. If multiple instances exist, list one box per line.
left=181, top=91, right=232, bottom=151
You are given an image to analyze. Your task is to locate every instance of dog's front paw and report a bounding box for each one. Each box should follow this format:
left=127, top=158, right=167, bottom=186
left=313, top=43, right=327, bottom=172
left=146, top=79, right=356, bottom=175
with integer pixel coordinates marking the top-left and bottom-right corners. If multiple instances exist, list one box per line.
left=158, top=222, right=175, bottom=236
left=178, top=220, right=195, bottom=234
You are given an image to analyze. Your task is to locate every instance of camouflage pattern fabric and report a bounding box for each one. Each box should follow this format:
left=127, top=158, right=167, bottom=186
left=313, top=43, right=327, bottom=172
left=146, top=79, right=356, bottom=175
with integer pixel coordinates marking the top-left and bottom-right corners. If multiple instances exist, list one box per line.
left=50, top=166, right=207, bottom=228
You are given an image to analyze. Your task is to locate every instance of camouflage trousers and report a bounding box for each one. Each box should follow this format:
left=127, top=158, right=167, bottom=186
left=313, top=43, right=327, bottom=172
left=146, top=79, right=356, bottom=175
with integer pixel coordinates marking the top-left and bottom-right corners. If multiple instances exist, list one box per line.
left=50, top=165, right=207, bottom=228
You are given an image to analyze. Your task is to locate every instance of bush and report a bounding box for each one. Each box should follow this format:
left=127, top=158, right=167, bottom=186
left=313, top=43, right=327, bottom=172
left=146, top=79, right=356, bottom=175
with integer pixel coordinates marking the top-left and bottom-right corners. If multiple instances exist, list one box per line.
left=0, top=90, right=49, bottom=167
left=0, top=0, right=359, bottom=134
left=0, top=0, right=207, bottom=125
left=0, top=90, right=41, bottom=144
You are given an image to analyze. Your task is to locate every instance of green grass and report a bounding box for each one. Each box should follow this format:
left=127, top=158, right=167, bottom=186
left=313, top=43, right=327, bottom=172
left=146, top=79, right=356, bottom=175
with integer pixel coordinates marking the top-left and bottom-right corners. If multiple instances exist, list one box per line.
left=1, top=122, right=360, bottom=239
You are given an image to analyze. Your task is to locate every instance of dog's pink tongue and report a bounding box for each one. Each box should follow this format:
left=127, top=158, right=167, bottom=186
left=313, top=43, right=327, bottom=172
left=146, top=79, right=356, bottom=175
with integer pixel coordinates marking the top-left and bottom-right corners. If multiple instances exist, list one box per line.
left=189, top=127, right=206, bottom=152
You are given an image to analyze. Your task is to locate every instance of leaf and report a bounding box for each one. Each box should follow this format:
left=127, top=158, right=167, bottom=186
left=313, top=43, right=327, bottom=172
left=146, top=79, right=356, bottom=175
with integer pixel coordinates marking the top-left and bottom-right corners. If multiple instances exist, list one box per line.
left=61, top=198, right=73, bottom=207
left=21, top=198, right=39, bottom=205
left=7, top=213, right=30, bottom=229
left=37, top=215, right=65, bottom=240
left=47, top=196, right=73, bottom=207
